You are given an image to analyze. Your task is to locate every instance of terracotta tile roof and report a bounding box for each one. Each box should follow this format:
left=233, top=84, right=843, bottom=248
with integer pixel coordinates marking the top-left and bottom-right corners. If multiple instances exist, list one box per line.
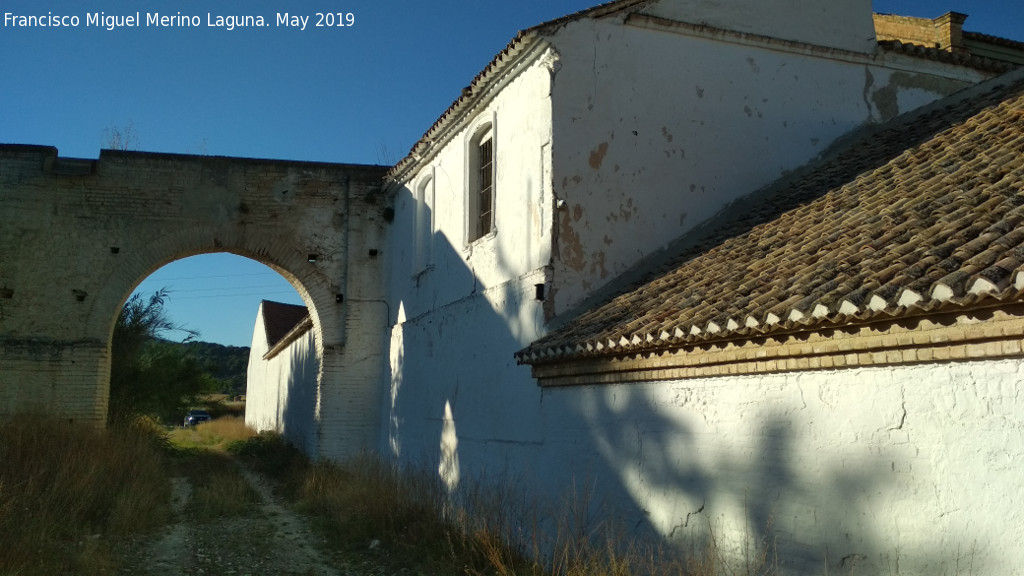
left=965, top=31, right=1024, bottom=52
left=260, top=300, right=309, bottom=349
left=517, top=70, right=1024, bottom=365
left=878, top=40, right=1017, bottom=74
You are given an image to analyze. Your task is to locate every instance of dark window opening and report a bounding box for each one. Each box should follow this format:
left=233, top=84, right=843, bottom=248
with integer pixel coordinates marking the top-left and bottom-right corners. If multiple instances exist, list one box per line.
left=476, top=137, right=494, bottom=240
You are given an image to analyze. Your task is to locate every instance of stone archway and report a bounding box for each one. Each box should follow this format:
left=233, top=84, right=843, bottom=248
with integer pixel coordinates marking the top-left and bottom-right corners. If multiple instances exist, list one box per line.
left=0, top=145, right=391, bottom=459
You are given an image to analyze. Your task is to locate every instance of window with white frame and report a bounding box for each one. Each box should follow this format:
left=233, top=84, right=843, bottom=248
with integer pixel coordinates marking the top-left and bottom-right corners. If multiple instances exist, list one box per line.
left=468, top=122, right=495, bottom=243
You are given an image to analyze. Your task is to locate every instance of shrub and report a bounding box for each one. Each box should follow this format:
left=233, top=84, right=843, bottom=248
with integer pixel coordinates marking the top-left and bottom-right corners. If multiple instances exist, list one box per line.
left=108, top=290, right=212, bottom=426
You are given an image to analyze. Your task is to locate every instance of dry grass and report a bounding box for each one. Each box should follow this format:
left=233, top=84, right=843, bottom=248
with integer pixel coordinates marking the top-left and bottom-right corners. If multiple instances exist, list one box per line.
left=0, top=414, right=776, bottom=576
left=179, top=450, right=261, bottom=521
left=232, top=433, right=779, bottom=576
left=0, top=414, right=259, bottom=574
left=0, top=415, right=171, bottom=575
left=168, top=415, right=256, bottom=451
left=166, top=415, right=261, bottom=521
left=232, top=437, right=469, bottom=571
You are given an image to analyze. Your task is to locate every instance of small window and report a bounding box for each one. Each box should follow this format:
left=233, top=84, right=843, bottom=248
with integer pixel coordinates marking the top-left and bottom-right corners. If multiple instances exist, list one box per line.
left=414, top=173, right=433, bottom=273
left=468, top=123, right=495, bottom=243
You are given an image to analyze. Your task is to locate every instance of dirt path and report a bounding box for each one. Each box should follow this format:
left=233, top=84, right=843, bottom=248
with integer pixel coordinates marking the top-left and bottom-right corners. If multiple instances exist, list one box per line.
left=117, top=459, right=388, bottom=576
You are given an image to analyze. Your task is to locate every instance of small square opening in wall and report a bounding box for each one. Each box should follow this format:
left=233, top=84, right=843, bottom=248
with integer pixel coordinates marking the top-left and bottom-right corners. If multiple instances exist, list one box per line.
left=307, top=253, right=319, bottom=263
left=535, top=283, right=546, bottom=301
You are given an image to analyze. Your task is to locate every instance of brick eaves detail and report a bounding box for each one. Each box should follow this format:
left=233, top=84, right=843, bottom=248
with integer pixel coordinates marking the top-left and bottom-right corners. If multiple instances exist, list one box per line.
left=531, top=305, right=1024, bottom=386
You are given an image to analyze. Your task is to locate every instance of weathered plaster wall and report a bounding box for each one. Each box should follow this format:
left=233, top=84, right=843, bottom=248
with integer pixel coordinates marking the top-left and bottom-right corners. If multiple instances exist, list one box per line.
left=545, top=15, right=990, bottom=315
left=378, top=8, right=1019, bottom=574
left=246, top=307, right=277, bottom=431
left=382, top=50, right=555, bottom=466
left=535, top=359, right=1024, bottom=574
left=641, top=0, right=877, bottom=53
left=0, top=145, right=389, bottom=459
left=245, top=305, right=318, bottom=454
left=387, top=47, right=556, bottom=316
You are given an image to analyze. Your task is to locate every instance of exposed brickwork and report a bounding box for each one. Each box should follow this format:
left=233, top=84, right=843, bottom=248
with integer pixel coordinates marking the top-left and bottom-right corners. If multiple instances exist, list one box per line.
left=873, top=12, right=967, bottom=53
left=531, top=305, right=1024, bottom=386
left=0, top=145, right=390, bottom=445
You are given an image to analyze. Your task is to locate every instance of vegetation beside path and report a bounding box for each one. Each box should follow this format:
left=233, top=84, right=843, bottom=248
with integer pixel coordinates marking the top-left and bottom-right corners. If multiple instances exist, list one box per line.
left=0, top=415, right=776, bottom=576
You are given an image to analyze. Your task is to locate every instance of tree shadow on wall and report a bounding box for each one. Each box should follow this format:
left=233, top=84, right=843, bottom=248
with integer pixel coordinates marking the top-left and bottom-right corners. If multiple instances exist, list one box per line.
left=280, top=333, right=319, bottom=456
left=382, top=190, right=981, bottom=574
left=539, top=377, right=986, bottom=574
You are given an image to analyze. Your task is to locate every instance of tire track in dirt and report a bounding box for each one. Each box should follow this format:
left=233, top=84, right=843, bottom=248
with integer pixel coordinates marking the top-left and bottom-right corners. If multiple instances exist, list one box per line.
left=120, top=460, right=365, bottom=576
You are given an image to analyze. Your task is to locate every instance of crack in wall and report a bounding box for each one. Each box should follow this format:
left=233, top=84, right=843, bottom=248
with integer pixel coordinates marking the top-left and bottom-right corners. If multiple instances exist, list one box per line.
left=669, top=500, right=706, bottom=537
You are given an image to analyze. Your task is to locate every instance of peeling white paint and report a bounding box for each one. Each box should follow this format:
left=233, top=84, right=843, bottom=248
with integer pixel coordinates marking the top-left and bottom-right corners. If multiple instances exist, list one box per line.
left=545, top=13, right=984, bottom=315
left=377, top=3, right=1014, bottom=574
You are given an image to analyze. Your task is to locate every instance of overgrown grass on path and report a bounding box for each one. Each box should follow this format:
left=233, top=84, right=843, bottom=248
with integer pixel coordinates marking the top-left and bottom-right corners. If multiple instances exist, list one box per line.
left=231, top=433, right=771, bottom=576
left=0, top=415, right=171, bottom=575
left=0, top=415, right=260, bottom=575
left=168, top=416, right=262, bottom=521
left=0, top=415, right=774, bottom=576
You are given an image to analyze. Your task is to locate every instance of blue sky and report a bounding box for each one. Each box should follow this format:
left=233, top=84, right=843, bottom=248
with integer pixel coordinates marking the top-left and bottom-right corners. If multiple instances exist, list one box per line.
left=3, top=0, right=1022, bottom=346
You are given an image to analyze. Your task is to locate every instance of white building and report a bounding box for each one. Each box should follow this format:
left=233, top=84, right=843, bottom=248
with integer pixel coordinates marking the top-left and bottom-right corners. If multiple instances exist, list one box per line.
left=251, top=1, right=1024, bottom=572
left=245, top=300, right=318, bottom=454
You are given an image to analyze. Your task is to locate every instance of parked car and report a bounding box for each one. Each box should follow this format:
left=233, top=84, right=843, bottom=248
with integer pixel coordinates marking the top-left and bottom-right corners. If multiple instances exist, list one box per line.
left=183, top=409, right=212, bottom=427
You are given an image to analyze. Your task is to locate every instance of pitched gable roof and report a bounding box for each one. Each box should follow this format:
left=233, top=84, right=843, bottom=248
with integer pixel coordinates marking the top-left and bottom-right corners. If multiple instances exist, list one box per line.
left=260, top=300, right=310, bottom=349
left=517, top=69, right=1024, bottom=365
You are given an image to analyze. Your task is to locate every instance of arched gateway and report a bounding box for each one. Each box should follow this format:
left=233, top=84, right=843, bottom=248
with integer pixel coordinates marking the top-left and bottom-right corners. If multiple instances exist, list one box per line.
left=0, top=145, right=391, bottom=459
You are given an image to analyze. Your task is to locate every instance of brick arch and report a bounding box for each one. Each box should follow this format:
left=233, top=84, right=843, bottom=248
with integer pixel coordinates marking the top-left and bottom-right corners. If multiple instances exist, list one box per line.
left=90, top=234, right=340, bottom=353
left=0, top=146, right=390, bottom=457
left=87, top=237, right=339, bottom=423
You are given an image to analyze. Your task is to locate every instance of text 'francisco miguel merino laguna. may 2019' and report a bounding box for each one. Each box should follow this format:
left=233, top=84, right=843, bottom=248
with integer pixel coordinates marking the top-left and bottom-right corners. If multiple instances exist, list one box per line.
left=3, top=11, right=355, bottom=31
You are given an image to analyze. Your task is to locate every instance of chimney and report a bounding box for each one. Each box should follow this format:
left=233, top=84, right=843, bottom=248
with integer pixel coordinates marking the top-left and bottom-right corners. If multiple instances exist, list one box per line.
left=873, top=11, right=968, bottom=54
left=934, top=12, right=968, bottom=54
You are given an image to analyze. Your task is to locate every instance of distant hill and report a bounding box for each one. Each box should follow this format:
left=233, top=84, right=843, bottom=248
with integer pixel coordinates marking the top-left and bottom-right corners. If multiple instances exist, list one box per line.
left=168, top=340, right=250, bottom=397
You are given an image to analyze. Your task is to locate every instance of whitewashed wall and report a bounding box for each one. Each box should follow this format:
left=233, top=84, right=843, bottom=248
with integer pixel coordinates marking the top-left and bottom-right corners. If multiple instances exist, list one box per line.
left=245, top=304, right=319, bottom=454
left=545, top=13, right=990, bottom=314
left=639, top=0, right=877, bottom=53
left=383, top=48, right=556, bottom=468
left=536, top=359, right=1024, bottom=574
left=379, top=4, right=1016, bottom=575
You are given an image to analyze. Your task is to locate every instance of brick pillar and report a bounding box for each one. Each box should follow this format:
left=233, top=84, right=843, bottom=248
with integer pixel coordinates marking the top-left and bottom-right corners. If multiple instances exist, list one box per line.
left=934, top=12, right=968, bottom=54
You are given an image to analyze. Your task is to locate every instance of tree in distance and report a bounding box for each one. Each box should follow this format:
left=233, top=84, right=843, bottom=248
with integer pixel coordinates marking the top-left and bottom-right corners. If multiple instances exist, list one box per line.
left=108, top=289, right=217, bottom=426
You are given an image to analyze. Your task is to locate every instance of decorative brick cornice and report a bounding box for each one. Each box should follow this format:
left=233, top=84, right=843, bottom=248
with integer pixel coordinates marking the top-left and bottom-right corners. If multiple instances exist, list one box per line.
left=531, top=304, right=1024, bottom=386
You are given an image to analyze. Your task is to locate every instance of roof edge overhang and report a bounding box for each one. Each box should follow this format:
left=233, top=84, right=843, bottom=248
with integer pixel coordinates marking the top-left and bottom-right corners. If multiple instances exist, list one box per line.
left=524, top=299, right=1024, bottom=386
left=516, top=66, right=1024, bottom=369
left=263, top=315, right=314, bottom=361
left=519, top=278, right=1024, bottom=364
left=385, top=0, right=654, bottom=190
left=385, top=32, right=551, bottom=189
left=386, top=1, right=1019, bottom=192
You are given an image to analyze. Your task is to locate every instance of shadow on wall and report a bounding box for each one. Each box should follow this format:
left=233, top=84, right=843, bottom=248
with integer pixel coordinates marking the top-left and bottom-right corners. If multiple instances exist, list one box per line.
left=281, top=332, right=319, bottom=456
left=539, top=372, right=989, bottom=573
left=383, top=191, right=979, bottom=574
